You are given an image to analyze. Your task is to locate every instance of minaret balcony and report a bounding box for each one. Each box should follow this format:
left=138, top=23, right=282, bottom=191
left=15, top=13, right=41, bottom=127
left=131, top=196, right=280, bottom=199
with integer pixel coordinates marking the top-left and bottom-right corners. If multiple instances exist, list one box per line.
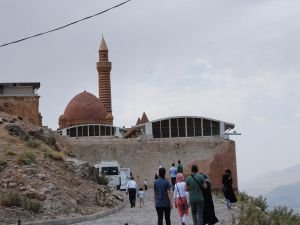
left=97, top=62, right=112, bottom=72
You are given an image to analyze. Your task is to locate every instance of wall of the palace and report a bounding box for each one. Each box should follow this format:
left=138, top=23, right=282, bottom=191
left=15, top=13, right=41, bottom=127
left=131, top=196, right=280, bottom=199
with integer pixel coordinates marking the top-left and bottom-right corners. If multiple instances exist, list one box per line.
left=0, top=96, right=42, bottom=126
left=68, top=137, right=238, bottom=190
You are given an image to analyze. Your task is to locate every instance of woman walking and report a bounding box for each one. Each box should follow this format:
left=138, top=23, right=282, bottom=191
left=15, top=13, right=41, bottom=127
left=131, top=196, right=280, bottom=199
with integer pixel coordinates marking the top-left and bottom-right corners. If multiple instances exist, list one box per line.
left=154, top=167, right=173, bottom=225
left=202, top=174, right=219, bottom=225
left=173, top=173, right=189, bottom=225
left=222, top=168, right=237, bottom=209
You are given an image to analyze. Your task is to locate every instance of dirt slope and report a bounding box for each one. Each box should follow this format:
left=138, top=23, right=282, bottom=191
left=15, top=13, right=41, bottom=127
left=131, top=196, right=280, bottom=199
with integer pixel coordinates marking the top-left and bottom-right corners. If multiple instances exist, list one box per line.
left=0, top=112, right=124, bottom=224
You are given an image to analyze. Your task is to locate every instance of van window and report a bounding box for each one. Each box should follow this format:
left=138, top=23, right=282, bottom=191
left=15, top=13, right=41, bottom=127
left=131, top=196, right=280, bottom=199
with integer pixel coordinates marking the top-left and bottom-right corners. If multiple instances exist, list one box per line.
left=101, top=167, right=119, bottom=175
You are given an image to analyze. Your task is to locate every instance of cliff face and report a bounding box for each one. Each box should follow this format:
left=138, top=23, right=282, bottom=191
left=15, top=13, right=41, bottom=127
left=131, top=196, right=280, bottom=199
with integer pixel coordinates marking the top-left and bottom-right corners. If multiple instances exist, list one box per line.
left=0, top=96, right=42, bottom=126
left=68, top=136, right=238, bottom=191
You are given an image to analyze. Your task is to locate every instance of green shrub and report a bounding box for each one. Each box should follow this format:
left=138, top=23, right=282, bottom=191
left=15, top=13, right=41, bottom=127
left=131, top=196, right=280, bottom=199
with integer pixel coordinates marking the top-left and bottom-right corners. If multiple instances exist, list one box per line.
left=269, top=206, right=300, bottom=225
left=236, top=192, right=268, bottom=211
left=238, top=192, right=300, bottom=225
left=239, top=204, right=271, bottom=225
left=0, top=191, right=22, bottom=207
left=26, top=138, right=40, bottom=148
left=97, top=175, right=109, bottom=185
left=237, top=191, right=251, bottom=202
left=20, top=133, right=30, bottom=141
left=21, top=197, right=43, bottom=213
left=251, top=195, right=268, bottom=211
left=0, top=191, right=43, bottom=213
left=0, top=160, right=7, bottom=172
left=17, top=151, right=36, bottom=165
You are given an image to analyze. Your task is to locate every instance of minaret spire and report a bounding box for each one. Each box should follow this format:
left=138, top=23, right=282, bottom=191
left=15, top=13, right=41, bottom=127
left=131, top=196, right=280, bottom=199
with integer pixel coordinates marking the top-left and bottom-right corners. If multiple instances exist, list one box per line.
left=97, top=35, right=113, bottom=124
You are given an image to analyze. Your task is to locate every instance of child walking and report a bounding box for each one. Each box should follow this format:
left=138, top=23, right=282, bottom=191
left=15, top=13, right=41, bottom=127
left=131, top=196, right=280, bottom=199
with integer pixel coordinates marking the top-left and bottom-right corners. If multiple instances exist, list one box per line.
left=138, top=188, right=145, bottom=208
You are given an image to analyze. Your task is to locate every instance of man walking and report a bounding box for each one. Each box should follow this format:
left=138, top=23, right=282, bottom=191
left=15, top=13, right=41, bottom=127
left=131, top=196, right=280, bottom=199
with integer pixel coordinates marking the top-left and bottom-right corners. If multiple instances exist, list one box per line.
left=186, top=165, right=207, bottom=225
left=169, top=163, right=177, bottom=190
left=126, top=177, right=138, bottom=208
left=177, top=160, right=183, bottom=174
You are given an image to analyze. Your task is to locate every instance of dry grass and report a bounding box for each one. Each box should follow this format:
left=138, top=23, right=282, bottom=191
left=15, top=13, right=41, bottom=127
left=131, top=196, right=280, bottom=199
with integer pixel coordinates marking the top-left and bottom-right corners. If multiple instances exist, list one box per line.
left=0, top=191, right=42, bottom=213
left=17, top=151, right=37, bottom=165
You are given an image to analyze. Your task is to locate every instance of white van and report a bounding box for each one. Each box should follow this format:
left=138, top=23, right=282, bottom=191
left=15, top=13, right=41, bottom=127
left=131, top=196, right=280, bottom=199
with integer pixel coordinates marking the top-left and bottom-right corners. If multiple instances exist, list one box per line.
left=119, top=168, right=131, bottom=191
left=96, top=161, right=121, bottom=189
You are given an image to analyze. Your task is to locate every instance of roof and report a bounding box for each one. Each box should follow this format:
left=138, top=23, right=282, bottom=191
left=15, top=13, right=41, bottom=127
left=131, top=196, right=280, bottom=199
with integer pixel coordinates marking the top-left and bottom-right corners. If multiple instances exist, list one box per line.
left=140, top=112, right=149, bottom=124
left=99, top=36, right=108, bottom=51
left=0, top=82, right=40, bottom=91
left=135, top=115, right=235, bottom=129
left=62, top=91, right=108, bottom=122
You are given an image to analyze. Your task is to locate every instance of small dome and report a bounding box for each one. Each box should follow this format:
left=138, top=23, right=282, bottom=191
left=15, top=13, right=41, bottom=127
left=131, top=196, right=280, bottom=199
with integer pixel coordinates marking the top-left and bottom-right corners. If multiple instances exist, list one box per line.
left=63, top=91, right=108, bottom=122
left=59, top=114, right=66, bottom=121
left=106, top=113, right=113, bottom=120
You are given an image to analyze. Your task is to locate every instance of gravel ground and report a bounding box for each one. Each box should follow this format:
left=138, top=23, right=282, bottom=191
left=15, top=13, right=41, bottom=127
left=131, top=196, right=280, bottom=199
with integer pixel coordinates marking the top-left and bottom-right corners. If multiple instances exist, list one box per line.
left=72, top=189, right=239, bottom=225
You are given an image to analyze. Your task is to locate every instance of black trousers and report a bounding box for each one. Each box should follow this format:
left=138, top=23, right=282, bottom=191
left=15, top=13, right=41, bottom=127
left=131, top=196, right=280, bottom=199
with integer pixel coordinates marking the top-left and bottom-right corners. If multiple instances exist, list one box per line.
left=171, top=177, right=176, bottom=190
left=156, top=207, right=171, bottom=225
left=128, top=188, right=136, bottom=207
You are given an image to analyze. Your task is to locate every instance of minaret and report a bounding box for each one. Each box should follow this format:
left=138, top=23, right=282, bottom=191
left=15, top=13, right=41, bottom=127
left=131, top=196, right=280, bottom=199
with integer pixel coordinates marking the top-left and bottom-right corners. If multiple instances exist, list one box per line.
left=97, top=36, right=113, bottom=123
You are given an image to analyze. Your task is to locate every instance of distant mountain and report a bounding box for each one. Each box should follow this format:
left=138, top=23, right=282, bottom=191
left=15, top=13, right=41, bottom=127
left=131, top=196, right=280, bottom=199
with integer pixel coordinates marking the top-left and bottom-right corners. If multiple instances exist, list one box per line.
left=240, top=163, right=300, bottom=196
left=265, top=181, right=300, bottom=213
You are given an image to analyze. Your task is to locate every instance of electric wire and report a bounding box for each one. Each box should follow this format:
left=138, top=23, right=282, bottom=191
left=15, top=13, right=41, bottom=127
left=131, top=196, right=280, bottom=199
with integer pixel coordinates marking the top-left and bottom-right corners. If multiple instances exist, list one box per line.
left=0, top=0, right=131, bottom=48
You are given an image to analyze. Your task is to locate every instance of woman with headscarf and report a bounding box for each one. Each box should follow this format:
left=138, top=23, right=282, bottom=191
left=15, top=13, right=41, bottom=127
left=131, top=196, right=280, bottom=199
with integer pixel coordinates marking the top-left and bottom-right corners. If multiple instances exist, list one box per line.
left=173, top=173, right=189, bottom=225
left=202, top=173, right=219, bottom=225
left=222, top=168, right=237, bottom=209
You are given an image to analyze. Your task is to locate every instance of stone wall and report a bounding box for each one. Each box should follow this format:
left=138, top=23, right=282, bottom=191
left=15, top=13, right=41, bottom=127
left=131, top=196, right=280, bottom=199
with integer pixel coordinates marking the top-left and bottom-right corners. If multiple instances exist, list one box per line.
left=68, top=136, right=238, bottom=190
left=0, top=96, right=42, bottom=126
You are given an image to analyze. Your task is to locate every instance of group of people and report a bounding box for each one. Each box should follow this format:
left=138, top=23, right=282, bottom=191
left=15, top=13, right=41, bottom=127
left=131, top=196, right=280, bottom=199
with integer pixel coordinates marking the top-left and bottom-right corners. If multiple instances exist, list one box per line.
left=125, top=161, right=237, bottom=225
left=154, top=161, right=237, bottom=225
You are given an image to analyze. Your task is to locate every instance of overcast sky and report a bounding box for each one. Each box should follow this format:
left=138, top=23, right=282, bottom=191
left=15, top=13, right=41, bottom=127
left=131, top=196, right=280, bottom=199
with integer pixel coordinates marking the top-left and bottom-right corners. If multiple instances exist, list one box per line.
left=1, top=0, right=299, bottom=186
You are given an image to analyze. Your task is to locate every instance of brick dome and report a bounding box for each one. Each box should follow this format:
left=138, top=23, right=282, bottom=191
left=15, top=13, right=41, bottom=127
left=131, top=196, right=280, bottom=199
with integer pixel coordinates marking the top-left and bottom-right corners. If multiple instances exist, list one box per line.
left=59, top=91, right=110, bottom=128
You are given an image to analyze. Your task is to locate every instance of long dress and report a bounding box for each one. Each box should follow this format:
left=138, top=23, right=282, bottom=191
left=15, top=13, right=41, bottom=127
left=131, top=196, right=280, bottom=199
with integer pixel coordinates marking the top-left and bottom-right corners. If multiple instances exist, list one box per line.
left=222, top=173, right=237, bottom=203
left=203, top=180, right=219, bottom=225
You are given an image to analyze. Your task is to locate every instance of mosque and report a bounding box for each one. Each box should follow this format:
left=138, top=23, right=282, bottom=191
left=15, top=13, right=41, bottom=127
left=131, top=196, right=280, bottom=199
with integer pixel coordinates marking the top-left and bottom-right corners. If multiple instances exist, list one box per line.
left=57, top=37, right=238, bottom=190
left=57, top=37, right=235, bottom=140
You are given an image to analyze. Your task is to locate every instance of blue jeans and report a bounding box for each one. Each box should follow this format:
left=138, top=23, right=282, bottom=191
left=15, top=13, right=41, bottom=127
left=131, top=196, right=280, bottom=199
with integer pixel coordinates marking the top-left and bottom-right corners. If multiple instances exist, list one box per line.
left=190, top=200, right=204, bottom=225
left=226, top=199, right=232, bottom=209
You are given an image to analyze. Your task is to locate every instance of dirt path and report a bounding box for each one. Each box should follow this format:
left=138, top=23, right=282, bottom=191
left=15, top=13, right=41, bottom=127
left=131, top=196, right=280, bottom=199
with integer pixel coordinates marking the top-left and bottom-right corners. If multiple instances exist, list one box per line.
left=72, top=189, right=239, bottom=225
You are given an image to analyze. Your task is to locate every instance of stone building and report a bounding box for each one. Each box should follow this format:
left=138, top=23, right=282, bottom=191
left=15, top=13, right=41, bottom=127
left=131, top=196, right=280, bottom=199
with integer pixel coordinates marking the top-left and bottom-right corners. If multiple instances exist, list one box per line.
left=0, top=82, right=42, bottom=126
left=58, top=37, right=239, bottom=190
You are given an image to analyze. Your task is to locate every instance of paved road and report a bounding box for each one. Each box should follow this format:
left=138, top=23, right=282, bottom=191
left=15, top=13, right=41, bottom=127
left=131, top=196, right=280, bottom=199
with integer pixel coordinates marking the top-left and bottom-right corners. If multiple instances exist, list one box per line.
left=73, top=189, right=239, bottom=225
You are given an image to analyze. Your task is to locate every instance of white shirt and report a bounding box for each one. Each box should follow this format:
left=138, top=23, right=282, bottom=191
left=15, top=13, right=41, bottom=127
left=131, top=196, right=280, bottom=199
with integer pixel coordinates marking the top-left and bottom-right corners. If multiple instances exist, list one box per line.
left=173, top=182, right=187, bottom=200
left=126, top=180, right=138, bottom=190
left=138, top=190, right=145, bottom=198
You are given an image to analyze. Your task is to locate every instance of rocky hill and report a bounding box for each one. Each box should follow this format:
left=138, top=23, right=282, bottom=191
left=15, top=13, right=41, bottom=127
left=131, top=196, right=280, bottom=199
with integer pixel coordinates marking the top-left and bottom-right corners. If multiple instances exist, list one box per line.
left=0, top=112, right=124, bottom=225
left=266, top=181, right=300, bottom=213
left=240, top=163, right=300, bottom=213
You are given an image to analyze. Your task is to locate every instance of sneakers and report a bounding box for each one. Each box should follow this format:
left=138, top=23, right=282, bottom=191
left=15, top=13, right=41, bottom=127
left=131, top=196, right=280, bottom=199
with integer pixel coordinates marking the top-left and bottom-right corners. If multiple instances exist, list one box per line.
left=226, top=199, right=232, bottom=209
left=226, top=202, right=232, bottom=209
